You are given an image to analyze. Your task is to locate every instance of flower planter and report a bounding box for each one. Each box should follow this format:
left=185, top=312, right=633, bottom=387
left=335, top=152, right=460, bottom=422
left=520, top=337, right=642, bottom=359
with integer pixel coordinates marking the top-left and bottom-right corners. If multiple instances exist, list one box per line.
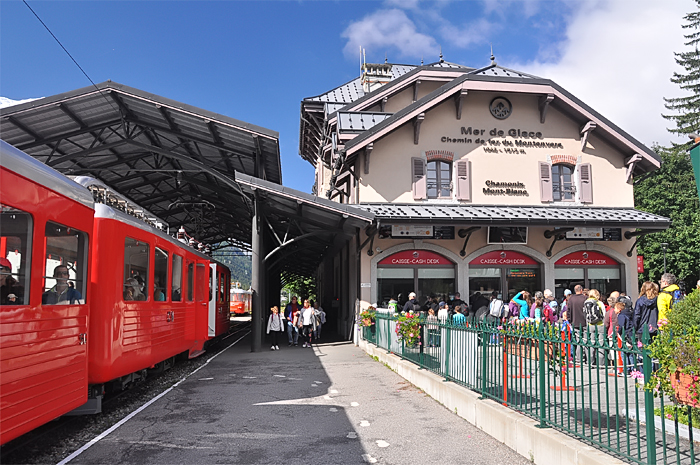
left=671, top=371, right=699, bottom=406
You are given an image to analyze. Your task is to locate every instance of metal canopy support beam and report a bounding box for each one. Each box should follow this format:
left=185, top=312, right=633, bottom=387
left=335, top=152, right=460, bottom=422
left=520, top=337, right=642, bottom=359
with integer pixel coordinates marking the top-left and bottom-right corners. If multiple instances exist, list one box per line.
left=539, top=94, right=554, bottom=124
left=580, top=121, right=597, bottom=151
left=413, top=80, right=421, bottom=102
left=413, top=113, right=425, bottom=145
left=251, top=189, right=264, bottom=352
left=380, top=97, right=387, bottom=113
left=455, top=89, right=468, bottom=120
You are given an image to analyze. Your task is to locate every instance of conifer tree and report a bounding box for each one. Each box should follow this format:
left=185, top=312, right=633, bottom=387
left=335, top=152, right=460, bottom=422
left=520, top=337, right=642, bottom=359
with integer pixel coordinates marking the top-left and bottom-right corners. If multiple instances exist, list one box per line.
left=663, top=0, right=700, bottom=137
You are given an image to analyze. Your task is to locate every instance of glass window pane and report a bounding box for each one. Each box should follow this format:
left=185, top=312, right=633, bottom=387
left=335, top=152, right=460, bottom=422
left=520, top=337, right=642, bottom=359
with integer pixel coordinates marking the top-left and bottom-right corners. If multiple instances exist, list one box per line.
left=588, top=268, right=620, bottom=279
left=555, top=267, right=585, bottom=279
left=377, top=268, right=414, bottom=279
left=43, top=222, right=88, bottom=305
left=123, top=237, right=149, bottom=301
left=418, top=268, right=455, bottom=279
left=187, top=262, right=194, bottom=301
left=171, top=254, right=183, bottom=301
left=154, top=247, right=168, bottom=302
left=1, top=204, right=32, bottom=305
left=469, top=267, right=501, bottom=278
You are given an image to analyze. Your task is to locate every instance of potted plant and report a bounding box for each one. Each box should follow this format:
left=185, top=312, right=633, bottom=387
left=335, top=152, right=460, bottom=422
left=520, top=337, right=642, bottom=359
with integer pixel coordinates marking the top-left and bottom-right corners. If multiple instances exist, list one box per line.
left=645, top=289, right=700, bottom=407
left=395, top=311, right=422, bottom=347
left=358, top=306, right=376, bottom=328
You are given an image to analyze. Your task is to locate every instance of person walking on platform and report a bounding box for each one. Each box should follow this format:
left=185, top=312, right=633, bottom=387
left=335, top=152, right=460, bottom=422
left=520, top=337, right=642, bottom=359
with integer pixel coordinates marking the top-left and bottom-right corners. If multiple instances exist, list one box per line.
left=285, top=296, right=301, bottom=346
left=300, top=299, right=316, bottom=348
left=266, top=306, right=284, bottom=350
left=312, top=300, right=326, bottom=340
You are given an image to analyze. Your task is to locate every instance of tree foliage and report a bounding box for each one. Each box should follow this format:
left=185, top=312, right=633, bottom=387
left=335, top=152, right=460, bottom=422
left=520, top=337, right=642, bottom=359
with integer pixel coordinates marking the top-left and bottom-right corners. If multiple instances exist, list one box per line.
left=635, top=146, right=700, bottom=289
left=663, top=0, right=700, bottom=137
left=211, top=246, right=251, bottom=289
left=282, top=275, right=316, bottom=303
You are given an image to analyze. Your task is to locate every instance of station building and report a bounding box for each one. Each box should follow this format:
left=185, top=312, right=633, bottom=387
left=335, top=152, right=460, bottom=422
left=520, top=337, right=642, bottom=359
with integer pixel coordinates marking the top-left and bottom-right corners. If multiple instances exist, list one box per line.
left=299, top=57, right=670, bottom=331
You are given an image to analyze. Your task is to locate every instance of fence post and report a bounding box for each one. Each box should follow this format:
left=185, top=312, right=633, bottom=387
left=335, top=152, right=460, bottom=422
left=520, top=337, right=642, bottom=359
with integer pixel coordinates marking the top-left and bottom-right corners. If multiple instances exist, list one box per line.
left=641, top=329, right=656, bottom=465
left=481, top=322, right=488, bottom=396
left=537, top=323, right=549, bottom=428
left=444, top=323, right=451, bottom=382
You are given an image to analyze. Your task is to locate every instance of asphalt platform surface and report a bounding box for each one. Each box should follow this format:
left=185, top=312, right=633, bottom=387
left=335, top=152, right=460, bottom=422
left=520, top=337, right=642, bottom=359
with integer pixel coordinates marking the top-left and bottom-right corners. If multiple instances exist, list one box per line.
left=65, top=330, right=529, bottom=465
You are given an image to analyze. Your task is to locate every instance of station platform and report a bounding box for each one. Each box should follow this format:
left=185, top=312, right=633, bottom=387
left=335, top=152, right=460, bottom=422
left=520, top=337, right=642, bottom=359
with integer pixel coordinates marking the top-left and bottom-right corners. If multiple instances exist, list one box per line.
left=62, top=331, right=529, bottom=465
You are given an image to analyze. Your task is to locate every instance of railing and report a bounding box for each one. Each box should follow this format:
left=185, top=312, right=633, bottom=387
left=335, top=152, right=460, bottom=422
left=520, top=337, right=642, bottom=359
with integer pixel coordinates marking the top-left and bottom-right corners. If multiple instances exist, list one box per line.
left=360, top=311, right=698, bottom=465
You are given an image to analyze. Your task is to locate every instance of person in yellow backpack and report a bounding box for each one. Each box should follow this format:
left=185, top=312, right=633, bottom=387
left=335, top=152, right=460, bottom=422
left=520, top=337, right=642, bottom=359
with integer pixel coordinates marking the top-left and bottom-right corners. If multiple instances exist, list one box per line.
left=658, top=273, right=681, bottom=323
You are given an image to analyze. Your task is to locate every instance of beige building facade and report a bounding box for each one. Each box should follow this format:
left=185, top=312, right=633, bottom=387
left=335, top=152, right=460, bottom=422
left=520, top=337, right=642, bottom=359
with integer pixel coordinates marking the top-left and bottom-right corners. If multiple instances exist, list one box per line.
left=299, top=59, right=670, bottom=332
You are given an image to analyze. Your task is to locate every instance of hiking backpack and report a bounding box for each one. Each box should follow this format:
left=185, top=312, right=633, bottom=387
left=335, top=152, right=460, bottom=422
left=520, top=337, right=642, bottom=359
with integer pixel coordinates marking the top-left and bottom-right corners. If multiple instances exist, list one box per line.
left=661, top=289, right=684, bottom=308
left=583, top=299, right=604, bottom=325
left=489, top=299, right=505, bottom=318
left=508, top=301, right=520, bottom=318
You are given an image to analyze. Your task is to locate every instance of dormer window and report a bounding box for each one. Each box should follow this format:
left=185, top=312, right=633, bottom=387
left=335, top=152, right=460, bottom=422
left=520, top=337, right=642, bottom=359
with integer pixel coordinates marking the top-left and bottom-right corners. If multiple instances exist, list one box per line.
left=427, top=160, right=452, bottom=199
left=552, top=164, right=575, bottom=201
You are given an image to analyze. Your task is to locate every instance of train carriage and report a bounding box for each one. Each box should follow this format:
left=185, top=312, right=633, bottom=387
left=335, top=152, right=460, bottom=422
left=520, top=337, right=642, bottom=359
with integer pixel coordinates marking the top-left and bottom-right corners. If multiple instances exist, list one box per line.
left=0, top=140, right=94, bottom=444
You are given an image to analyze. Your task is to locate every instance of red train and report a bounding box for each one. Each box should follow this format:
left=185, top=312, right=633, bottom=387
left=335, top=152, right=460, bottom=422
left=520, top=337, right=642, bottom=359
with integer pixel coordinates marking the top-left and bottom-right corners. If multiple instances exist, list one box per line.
left=0, top=140, right=231, bottom=445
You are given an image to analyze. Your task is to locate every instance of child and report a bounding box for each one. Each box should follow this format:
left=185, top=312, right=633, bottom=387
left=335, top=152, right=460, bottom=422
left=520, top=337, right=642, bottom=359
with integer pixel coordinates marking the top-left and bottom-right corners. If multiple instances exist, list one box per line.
left=266, top=306, right=284, bottom=350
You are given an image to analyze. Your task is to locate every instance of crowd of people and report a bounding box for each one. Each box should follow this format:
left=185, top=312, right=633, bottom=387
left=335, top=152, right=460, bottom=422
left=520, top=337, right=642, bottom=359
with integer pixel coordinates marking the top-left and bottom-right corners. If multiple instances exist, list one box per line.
left=386, top=273, right=691, bottom=373
left=266, top=296, right=327, bottom=350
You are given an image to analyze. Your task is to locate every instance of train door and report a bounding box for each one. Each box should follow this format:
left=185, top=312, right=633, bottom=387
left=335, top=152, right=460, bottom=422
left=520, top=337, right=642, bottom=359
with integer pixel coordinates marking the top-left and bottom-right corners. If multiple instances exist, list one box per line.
left=208, top=263, right=216, bottom=337
left=195, top=262, right=208, bottom=340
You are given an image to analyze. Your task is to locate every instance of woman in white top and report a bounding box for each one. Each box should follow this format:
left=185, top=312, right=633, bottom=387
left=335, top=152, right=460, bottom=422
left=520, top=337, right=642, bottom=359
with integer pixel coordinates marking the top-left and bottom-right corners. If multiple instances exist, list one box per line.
left=300, top=299, right=317, bottom=348
left=266, top=306, right=284, bottom=350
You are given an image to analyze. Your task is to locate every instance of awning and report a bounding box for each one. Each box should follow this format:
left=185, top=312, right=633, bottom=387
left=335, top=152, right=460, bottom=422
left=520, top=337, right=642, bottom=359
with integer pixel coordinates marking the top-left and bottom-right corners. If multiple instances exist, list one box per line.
left=354, top=204, right=671, bottom=229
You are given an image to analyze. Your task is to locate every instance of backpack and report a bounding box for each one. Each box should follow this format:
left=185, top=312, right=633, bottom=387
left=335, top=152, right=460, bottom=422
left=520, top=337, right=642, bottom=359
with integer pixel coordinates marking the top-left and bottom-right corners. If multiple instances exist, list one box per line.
left=508, top=301, right=520, bottom=318
left=542, top=304, right=554, bottom=323
left=661, top=289, right=684, bottom=308
left=583, top=299, right=604, bottom=325
left=489, top=299, right=505, bottom=318
left=412, top=302, right=422, bottom=313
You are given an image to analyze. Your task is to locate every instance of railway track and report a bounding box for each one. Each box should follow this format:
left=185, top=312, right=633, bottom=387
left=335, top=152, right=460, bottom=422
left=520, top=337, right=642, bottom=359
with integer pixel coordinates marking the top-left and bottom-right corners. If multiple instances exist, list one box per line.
left=1, top=320, right=251, bottom=465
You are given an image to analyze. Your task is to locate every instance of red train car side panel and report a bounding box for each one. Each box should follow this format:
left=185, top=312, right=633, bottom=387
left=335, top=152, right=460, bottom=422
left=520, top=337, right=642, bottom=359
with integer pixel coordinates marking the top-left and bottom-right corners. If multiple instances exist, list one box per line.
left=1, top=143, right=93, bottom=445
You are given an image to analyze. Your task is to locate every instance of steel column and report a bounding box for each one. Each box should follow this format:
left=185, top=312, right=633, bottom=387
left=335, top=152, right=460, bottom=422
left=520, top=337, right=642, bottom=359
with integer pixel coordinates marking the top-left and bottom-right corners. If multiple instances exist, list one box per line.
left=251, top=189, right=264, bottom=352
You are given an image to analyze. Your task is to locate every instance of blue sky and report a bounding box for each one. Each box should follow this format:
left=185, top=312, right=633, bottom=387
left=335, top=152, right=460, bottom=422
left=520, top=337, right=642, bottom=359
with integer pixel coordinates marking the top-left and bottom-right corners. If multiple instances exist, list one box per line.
left=0, top=0, right=692, bottom=193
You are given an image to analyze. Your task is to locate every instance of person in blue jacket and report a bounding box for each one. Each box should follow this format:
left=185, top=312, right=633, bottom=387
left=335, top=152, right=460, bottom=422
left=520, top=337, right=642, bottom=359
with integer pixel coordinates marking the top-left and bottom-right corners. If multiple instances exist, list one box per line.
left=42, top=265, right=81, bottom=305
left=511, top=290, right=532, bottom=320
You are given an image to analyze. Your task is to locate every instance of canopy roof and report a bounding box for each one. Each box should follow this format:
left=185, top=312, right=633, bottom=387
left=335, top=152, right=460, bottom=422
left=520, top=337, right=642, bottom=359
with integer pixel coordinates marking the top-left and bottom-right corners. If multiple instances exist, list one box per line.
left=0, top=81, right=281, bottom=248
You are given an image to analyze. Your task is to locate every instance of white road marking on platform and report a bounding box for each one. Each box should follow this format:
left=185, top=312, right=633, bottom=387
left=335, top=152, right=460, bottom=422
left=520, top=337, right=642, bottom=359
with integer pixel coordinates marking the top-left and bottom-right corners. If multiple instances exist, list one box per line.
left=243, top=376, right=257, bottom=379
left=347, top=432, right=357, bottom=439
left=56, top=331, right=250, bottom=465
left=362, top=453, right=378, bottom=463
left=376, top=440, right=390, bottom=448
left=314, top=380, right=323, bottom=383
left=288, top=377, right=303, bottom=380
left=199, top=377, right=213, bottom=381
left=330, top=389, right=339, bottom=394
left=323, top=395, right=332, bottom=400
left=254, top=395, right=340, bottom=406
left=207, top=432, right=291, bottom=439
left=329, top=408, right=338, bottom=412
left=110, top=439, right=212, bottom=450
left=360, top=420, right=370, bottom=427
left=273, top=375, right=286, bottom=378
left=350, top=401, right=359, bottom=407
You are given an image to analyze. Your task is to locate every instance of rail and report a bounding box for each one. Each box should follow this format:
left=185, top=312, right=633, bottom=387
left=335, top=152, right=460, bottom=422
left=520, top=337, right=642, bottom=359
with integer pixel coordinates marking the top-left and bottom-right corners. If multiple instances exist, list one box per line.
left=360, top=311, right=697, bottom=465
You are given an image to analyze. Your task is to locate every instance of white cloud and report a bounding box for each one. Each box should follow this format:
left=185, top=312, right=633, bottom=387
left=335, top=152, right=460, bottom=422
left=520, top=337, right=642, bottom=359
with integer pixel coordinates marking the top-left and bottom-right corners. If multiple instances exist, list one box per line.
left=341, top=9, right=439, bottom=60
left=0, top=96, right=40, bottom=109
left=513, top=0, right=692, bottom=148
left=437, top=17, right=494, bottom=48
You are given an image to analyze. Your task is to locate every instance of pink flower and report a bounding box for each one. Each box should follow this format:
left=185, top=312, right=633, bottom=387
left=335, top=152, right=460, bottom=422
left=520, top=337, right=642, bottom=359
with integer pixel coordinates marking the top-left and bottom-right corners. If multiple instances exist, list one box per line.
left=497, top=326, right=504, bottom=330
left=667, top=414, right=673, bottom=420
left=630, top=370, right=644, bottom=380
left=409, top=333, right=414, bottom=338
left=637, top=341, right=643, bottom=348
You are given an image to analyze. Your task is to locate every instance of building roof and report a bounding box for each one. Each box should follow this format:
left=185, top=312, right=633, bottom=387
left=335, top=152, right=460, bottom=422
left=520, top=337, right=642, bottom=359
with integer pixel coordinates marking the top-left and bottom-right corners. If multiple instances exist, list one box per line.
left=340, top=72, right=662, bottom=175
left=355, top=203, right=671, bottom=228
left=0, top=81, right=281, bottom=247
left=337, top=111, right=394, bottom=133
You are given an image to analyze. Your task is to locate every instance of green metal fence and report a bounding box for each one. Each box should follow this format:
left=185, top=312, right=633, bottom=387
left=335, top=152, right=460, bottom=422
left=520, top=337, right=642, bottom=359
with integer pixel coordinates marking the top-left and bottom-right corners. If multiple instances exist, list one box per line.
left=361, top=311, right=697, bottom=465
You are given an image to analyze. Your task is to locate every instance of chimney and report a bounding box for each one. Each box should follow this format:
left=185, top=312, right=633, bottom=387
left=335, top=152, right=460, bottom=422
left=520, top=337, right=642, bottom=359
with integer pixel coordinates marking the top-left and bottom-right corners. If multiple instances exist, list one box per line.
left=361, top=63, right=393, bottom=93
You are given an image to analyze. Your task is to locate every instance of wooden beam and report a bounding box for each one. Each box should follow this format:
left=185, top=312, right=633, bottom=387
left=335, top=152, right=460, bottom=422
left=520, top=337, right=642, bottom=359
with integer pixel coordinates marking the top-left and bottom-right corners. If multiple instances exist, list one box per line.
left=413, top=80, right=421, bottom=102
left=580, top=121, right=597, bottom=151
left=413, top=113, right=425, bottom=145
left=454, top=89, right=468, bottom=120
left=625, top=154, right=643, bottom=184
left=539, top=94, right=554, bottom=123
left=364, top=143, right=373, bottom=174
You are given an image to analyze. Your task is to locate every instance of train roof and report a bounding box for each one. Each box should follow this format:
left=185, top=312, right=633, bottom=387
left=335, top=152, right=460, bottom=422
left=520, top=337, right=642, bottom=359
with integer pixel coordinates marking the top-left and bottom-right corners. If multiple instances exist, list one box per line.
left=0, top=139, right=94, bottom=209
left=94, top=203, right=221, bottom=265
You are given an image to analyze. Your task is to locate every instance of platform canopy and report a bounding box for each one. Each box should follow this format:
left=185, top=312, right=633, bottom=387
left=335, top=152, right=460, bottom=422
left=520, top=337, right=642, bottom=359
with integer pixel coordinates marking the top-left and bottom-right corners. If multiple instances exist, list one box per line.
left=0, top=81, right=281, bottom=248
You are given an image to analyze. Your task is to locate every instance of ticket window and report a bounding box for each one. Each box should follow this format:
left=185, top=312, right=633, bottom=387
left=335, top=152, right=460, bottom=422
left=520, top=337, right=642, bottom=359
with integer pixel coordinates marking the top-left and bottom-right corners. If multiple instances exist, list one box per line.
left=469, top=268, right=501, bottom=298
left=554, top=267, right=621, bottom=300
left=554, top=268, right=584, bottom=301
left=377, top=268, right=413, bottom=308
left=417, top=268, right=455, bottom=304
left=506, top=268, right=540, bottom=300
left=588, top=268, right=621, bottom=299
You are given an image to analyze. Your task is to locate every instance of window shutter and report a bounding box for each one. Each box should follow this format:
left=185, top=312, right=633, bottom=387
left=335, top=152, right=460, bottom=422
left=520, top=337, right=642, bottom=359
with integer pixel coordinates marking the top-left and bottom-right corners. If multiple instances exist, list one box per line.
left=578, top=163, right=593, bottom=203
left=412, top=157, right=427, bottom=200
left=455, top=159, right=470, bottom=201
left=538, top=162, right=553, bottom=202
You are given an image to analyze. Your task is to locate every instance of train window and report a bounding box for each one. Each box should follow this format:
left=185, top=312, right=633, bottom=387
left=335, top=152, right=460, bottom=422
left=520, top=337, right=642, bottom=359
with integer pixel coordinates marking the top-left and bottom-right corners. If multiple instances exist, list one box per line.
left=209, top=267, right=214, bottom=302
left=219, top=272, right=225, bottom=304
left=171, top=254, right=183, bottom=302
left=186, top=262, right=194, bottom=301
left=1, top=204, right=32, bottom=306
left=154, top=248, right=168, bottom=302
left=43, top=221, right=88, bottom=305
left=123, top=237, right=149, bottom=301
